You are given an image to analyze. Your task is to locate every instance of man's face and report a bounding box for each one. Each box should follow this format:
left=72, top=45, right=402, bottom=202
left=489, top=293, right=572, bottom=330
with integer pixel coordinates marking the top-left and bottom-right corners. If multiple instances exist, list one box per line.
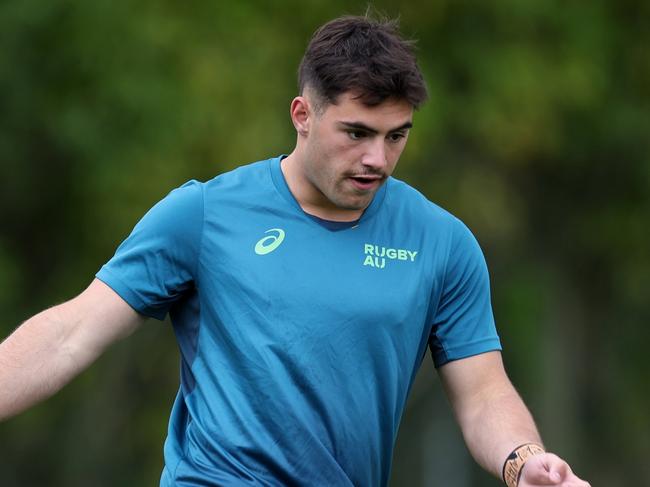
left=298, top=92, right=413, bottom=218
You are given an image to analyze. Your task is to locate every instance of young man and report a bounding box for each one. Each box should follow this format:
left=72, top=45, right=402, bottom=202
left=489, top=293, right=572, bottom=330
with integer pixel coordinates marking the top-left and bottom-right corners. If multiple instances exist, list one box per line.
left=0, top=15, right=589, bottom=487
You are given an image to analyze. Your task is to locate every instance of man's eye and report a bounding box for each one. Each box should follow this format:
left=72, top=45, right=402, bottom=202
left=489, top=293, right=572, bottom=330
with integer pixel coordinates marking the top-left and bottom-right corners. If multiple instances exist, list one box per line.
left=348, top=131, right=366, bottom=140
left=388, top=132, right=405, bottom=142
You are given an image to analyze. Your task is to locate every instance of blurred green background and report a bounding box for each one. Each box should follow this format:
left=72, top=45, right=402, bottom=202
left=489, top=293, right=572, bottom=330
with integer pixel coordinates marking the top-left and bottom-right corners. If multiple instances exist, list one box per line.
left=1, top=0, right=648, bottom=485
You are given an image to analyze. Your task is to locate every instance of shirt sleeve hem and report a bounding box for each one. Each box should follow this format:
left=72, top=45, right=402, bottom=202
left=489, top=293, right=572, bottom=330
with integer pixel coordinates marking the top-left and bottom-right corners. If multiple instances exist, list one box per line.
left=432, top=337, right=502, bottom=368
left=96, top=267, right=167, bottom=321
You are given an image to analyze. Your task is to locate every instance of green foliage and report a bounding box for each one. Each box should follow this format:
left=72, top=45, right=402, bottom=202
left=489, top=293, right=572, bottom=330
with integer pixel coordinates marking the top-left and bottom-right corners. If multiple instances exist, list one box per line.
left=1, top=1, right=648, bottom=485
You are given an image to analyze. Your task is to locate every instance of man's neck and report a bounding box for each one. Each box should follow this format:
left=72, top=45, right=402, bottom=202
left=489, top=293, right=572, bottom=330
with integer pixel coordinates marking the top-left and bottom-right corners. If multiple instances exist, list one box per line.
left=280, top=153, right=364, bottom=222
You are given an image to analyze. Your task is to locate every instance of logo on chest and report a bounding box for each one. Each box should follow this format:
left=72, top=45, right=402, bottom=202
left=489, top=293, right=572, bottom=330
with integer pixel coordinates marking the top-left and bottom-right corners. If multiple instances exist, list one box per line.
left=254, top=228, right=286, bottom=255
left=363, top=243, right=418, bottom=269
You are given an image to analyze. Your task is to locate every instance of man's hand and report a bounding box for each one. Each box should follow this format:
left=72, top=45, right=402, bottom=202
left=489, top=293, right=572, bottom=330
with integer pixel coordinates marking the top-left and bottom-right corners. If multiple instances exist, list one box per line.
left=519, top=453, right=590, bottom=486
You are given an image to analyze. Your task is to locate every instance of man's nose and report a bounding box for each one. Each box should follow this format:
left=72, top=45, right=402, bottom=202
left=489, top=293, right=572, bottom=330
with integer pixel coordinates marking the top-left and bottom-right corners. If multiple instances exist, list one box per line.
left=360, top=139, right=387, bottom=170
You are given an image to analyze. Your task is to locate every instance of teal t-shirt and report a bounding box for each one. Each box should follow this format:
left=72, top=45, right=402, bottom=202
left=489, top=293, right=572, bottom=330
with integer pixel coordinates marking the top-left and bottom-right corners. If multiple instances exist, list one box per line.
left=97, top=156, right=501, bottom=486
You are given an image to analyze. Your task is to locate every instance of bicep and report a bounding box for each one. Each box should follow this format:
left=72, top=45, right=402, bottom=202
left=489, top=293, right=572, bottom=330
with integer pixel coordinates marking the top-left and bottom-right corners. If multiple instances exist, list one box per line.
left=437, top=351, right=512, bottom=420
left=55, top=278, right=145, bottom=363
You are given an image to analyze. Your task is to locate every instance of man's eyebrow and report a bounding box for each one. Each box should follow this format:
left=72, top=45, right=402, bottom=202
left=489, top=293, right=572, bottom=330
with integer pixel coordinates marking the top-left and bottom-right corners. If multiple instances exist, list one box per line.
left=338, top=121, right=413, bottom=134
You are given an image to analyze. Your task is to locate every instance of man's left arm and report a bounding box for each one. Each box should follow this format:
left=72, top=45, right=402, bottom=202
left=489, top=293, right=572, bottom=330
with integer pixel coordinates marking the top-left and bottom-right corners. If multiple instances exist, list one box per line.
left=437, top=351, right=590, bottom=487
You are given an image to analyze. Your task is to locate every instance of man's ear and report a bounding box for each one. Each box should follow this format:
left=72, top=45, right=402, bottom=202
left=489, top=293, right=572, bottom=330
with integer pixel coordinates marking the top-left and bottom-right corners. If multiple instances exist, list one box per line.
left=289, top=96, right=312, bottom=136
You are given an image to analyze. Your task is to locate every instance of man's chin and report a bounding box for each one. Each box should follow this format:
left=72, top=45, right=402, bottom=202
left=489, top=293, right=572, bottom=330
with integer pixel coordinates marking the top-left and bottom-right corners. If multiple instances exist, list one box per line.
left=333, top=194, right=375, bottom=212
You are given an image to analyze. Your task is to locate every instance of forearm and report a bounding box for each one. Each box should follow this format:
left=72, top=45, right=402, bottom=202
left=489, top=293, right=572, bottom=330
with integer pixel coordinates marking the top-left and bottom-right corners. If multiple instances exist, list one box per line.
left=440, top=353, right=590, bottom=487
left=457, top=380, right=542, bottom=479
left=439, top=352, right=545, bottom=481
left=0, top=279, right=143, bottom=421
left=0, top=305, right=90, bottom=421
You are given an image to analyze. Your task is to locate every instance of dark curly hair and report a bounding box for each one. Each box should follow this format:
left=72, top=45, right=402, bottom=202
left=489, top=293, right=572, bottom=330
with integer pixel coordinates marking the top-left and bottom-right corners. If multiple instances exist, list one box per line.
left=298, top=15, right=428, bottom=110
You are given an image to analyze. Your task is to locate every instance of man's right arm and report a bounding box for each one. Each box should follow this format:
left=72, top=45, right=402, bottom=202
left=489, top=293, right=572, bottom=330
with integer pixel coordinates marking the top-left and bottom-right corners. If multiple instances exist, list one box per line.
left=0, top=278, right=145, bottom=421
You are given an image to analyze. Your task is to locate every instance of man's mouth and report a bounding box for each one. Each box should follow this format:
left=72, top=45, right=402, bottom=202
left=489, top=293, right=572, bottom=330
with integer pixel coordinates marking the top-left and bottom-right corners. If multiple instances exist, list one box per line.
left=348, top=175, right=383, bottom=191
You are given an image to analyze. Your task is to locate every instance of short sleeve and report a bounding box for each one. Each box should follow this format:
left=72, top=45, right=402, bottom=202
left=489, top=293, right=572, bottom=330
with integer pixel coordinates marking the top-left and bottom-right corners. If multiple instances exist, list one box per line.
left=96, top=180, right=204, bottom=320
left=429, top=219, right=502, bottom=367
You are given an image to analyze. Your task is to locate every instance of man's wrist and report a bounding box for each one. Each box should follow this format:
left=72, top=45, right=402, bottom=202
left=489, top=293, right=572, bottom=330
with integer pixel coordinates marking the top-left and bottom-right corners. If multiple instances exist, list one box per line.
left=502, top=443, right=545, bottom=487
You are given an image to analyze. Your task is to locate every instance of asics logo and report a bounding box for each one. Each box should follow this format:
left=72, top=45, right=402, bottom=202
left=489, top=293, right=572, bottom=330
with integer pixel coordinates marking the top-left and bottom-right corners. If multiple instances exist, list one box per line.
left=254, top=228, right=285, bottom=255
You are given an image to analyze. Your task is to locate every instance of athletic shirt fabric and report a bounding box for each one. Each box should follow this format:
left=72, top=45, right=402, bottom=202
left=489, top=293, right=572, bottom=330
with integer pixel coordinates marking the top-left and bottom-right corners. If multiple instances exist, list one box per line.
left=96, top=155, right=501, bottom=486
